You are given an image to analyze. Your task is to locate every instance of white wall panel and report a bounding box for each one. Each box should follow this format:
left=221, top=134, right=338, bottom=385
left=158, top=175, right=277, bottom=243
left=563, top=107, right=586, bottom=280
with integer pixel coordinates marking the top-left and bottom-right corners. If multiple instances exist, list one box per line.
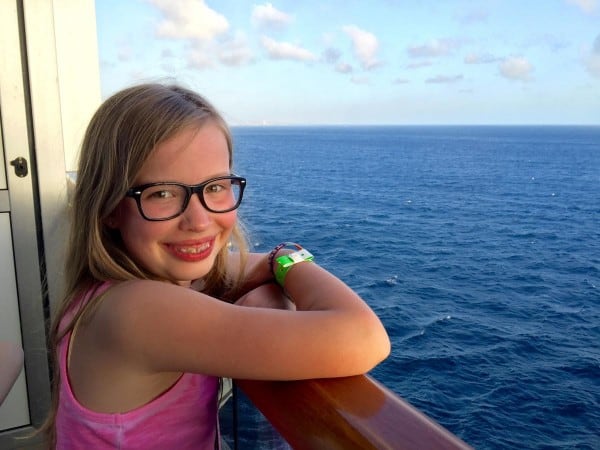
left=0, top=213, right=29, bottom=430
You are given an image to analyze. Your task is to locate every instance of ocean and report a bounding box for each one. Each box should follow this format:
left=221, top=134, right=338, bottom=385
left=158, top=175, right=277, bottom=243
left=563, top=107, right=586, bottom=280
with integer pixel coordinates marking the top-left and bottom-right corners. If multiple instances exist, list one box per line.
left=226, top=126, right=600, bottom=449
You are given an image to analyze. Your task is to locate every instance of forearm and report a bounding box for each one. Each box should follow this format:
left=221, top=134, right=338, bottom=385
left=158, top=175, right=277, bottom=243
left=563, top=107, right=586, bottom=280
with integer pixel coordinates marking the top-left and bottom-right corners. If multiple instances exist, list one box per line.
left=239, top=247, right=382, bottom=319
left=265, top=244, right=372, bottom=313
left=282, top=260, right=391, bottom=367
left=282, top=259, right=367, bottom=312
left=231, top=246, right=390, bottom=373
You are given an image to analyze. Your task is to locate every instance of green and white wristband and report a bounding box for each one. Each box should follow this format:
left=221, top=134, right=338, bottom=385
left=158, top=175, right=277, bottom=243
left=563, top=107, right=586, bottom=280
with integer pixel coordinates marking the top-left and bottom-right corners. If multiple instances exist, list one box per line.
left=269, top=242, right=314, bottom=287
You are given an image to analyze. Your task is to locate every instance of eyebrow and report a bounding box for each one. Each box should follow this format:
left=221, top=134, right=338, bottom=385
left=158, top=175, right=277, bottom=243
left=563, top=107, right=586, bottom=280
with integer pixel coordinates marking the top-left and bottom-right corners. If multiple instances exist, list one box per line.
left=133, top=172, right=234, bottom=186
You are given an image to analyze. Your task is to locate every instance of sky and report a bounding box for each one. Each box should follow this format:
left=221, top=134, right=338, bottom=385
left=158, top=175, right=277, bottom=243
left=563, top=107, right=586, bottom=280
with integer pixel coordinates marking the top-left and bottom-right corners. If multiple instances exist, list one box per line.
left=96, top=0, right=600, bottom=125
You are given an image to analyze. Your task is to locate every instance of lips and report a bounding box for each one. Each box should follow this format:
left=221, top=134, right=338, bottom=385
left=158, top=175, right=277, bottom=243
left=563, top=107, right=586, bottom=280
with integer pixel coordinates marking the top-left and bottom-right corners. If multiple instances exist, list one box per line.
left=167, top=238, right=214, bottom=261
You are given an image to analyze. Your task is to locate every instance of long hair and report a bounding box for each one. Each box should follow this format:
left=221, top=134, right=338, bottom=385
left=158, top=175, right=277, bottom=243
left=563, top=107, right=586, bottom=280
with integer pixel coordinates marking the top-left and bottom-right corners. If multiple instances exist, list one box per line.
left=40, top=83, right=248, bottom=447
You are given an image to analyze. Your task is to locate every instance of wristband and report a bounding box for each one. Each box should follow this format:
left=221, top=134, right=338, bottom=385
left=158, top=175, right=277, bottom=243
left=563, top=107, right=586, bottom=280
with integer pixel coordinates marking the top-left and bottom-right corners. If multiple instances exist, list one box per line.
left=269, top=242, right=314, bottom=287
left=268, top=242, right=300, bottom=275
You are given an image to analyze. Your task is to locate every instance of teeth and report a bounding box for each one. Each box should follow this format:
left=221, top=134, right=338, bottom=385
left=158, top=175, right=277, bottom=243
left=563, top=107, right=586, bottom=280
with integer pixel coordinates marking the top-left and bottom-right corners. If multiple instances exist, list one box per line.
left=176, top=243, right=210, bottom=254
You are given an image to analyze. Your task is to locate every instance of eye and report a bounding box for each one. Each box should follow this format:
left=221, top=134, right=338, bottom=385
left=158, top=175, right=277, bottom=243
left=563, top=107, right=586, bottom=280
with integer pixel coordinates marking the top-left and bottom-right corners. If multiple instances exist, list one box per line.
left=153, top=190, right=173, bottom=199
left=142, top=185, right=182, bottom=201
left=204, top=181, right=228, bottom=195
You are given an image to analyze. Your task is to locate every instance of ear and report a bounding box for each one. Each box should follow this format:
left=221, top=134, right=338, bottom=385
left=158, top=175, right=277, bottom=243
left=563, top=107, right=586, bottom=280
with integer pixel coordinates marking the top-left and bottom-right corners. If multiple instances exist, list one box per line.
left=104, top=216, right=118, bottom=229
left=104, top=204, right=123, bottom=229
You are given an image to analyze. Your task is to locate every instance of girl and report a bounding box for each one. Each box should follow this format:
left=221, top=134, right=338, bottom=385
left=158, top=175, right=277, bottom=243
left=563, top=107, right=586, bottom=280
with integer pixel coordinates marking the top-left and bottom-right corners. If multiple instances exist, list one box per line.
left=42, top=83, right=390, bottom=449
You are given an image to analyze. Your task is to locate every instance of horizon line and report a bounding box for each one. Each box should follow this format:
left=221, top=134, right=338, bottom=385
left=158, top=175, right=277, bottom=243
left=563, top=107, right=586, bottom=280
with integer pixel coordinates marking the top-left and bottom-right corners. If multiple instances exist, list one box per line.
left=229, top=123, right=600, bottom=127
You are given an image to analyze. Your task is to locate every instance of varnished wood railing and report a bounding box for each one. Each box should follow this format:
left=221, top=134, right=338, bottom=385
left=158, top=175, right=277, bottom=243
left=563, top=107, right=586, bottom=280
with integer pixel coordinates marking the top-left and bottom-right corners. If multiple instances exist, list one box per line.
left=236, top=375, right=472, bottom=450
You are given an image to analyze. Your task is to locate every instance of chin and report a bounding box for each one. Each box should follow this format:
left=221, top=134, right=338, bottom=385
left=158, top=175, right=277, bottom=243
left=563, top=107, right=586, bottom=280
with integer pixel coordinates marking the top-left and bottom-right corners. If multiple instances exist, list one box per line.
left=177, top=262, right=215, bottom=285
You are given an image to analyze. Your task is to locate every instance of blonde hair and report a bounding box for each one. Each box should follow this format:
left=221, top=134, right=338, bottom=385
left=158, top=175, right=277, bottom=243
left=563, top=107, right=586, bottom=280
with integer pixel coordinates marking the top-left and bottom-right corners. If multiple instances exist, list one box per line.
left=40, top=83, right=248, bottom=447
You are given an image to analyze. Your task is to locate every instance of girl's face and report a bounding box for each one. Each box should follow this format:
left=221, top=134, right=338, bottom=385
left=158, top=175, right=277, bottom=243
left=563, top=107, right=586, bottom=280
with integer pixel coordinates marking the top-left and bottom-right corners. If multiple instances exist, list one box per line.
left=110, top=121, right=237, bottom=286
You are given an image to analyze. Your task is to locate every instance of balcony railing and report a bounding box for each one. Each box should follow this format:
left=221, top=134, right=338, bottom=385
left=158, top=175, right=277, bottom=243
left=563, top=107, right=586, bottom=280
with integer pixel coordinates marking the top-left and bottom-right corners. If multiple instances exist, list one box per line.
left=236, top=375, right=472, bottom=450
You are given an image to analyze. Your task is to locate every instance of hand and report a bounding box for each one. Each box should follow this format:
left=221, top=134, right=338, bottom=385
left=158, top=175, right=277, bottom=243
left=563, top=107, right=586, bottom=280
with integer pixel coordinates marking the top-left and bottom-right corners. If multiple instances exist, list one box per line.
left=234, top=283, right=295, bottom=310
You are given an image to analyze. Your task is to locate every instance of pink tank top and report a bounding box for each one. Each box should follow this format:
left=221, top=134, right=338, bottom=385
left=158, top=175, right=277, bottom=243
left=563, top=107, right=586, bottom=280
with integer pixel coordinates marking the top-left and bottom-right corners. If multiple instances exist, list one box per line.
left=55, top=282, right=220, bottom=449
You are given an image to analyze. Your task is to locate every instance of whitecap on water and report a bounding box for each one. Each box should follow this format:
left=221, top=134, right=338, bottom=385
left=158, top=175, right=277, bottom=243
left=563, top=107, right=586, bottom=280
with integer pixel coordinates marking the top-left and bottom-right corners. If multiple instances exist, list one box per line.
left=385, top=275, right=398, bottom=286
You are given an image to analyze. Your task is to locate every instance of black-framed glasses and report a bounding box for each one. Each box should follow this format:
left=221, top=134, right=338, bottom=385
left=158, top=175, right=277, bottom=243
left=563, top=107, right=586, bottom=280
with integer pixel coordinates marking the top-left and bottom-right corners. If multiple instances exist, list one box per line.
left=125, top=175, right=246, bottom=221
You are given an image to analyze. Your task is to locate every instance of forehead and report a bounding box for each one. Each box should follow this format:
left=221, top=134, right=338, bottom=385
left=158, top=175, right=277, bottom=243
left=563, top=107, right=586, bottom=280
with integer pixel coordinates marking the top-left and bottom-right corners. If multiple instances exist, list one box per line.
left=136, top=122, right=230, bottom=184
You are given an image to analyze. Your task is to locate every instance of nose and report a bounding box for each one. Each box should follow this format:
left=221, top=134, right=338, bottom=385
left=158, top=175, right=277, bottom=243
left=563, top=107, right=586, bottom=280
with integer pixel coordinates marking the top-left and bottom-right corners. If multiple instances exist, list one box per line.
left=180, top=193, right=211, bottom=230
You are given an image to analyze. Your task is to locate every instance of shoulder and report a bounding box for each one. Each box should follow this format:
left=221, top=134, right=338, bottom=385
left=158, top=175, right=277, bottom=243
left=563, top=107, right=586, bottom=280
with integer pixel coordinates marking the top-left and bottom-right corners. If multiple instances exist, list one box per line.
left=81, top=279, right=238, bottom=374
left=98, top=280, right=198, bottom=320
left=79, top=280, right=203, bottom=367
left=91, top=280, right=226, bottom=342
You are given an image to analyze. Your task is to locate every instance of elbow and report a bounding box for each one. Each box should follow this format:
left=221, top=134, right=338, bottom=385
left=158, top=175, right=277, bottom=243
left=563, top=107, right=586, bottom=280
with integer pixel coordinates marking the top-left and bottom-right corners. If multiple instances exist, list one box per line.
left=351, top=311, right=391, bottom=374
left=369, top=320, right=391, bottom=369
left=378, top=329, right=392, bottom=362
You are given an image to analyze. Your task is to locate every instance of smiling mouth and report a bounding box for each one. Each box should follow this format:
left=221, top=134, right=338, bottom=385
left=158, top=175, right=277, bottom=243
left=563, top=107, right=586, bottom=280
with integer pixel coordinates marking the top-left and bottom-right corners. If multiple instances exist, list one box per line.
left=174, top=241, right=211, bottom=254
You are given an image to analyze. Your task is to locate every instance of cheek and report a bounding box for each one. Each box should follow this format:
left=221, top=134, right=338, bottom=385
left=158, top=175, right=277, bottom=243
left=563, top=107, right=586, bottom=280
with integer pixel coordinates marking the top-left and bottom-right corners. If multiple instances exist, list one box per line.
left=116, top=201, right=163, bottom=248
left=216, top=211, right=237, bottom=234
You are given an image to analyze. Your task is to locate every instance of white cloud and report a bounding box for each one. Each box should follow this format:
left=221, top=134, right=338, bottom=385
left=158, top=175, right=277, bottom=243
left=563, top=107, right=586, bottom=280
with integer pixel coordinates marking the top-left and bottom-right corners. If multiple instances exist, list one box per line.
left=523, top=34, right=570, bottom=53
left=184, top=34, right=254, bottom=70
left=218, top=33, right=255, bottom=66
left=147, top=0, right=229, bottom=41
left=406, top=61, right=432, bottom=69
left=458, top=8, right=489, bottom=24
left=585, top=54, right=600, bottom=77
left=499, top=56, right=534, bottom=81
left=335, top=62, right=353, bottom=74
left=117, top=44, right=133, bottom=62
left=161, top=48, right=174, bottom=58
left=584, top=34, right=600, bottom=78
left=566, top=0, right=598, bottom=14
left=252, top=3, right=292, bottom=29
left=146, top=1, right=256, bottom=69
left=426, top=74, right=464, bottom=84
left=407, top=38, right=459, bottom=58
left=322, top=47, right=341, bottom=64
left=593, top=33, right=600, bottom=53
left=464, top=53, right=500, bottom=64
left=321, top=32, right=336, bottom=47
left=187, top=48, right=215, bottom=69
left=350, top=76, right=370, bottom=85
left=342, top=25, right=381, bottom=70
left=322, top=48, right=353, bottom=73
left=261, top=36, right=317, bottom=61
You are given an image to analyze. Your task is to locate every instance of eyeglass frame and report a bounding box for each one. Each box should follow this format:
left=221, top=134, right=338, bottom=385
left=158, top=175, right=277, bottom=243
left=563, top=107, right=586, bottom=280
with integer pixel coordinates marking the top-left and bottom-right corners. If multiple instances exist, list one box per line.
left=124, top=174, right=247, bottom=221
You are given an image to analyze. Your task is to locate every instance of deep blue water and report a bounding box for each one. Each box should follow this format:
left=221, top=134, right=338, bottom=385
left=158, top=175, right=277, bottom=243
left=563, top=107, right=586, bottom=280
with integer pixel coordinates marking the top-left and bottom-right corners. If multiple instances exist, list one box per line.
left=229, top=126, right=600, bottom=449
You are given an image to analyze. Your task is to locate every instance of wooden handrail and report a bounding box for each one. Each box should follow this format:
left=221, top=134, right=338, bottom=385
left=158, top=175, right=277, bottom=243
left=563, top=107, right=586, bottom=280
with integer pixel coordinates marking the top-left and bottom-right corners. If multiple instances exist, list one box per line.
left=236, top=375, right=472, bottom=450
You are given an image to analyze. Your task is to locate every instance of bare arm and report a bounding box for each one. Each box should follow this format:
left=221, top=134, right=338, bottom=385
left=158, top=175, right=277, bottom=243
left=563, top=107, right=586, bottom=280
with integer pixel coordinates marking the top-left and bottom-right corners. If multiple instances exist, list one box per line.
left=235, top=282, right=295, bottom=310
left=87, top=255, right=390, bottom=381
